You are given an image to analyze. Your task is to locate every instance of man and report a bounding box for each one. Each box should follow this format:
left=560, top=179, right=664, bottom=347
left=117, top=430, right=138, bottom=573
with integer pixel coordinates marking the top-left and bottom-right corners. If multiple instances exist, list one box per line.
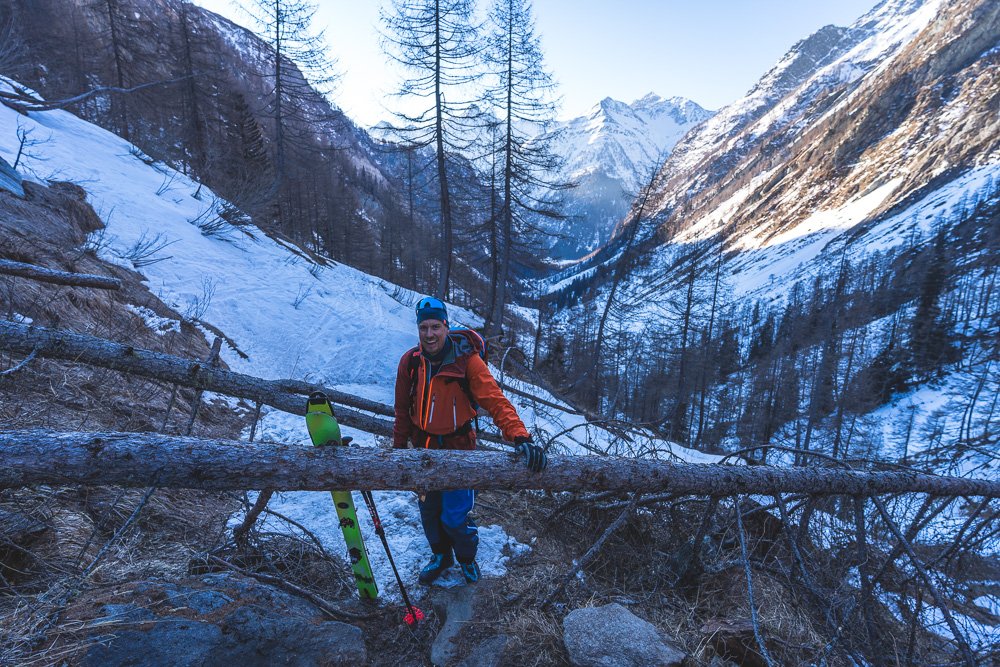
left=393, top=296, right=547, bottom=584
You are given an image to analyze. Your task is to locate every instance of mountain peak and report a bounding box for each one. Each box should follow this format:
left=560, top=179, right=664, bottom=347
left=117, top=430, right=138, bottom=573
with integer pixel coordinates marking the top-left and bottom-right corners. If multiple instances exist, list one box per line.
left=531, top=92, right=715, bottom=259
left=597, top=97, right=630, bottom=114
left=632, top=92, right=663, bottom=107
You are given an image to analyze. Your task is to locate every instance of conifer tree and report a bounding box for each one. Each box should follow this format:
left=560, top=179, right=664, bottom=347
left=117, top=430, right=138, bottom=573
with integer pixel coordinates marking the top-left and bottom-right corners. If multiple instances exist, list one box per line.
left=381, top=0, right=480, bottom=299
left=482, top=0, right=568, bottom=334
left=908, top=229, right=955, bottom=378
left=239, top=0, right=338, bottom=225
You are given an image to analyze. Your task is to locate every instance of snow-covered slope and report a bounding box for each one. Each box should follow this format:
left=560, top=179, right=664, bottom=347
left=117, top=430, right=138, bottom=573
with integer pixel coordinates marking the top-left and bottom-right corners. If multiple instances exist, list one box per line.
left=533, top=94, right=713, bottom=260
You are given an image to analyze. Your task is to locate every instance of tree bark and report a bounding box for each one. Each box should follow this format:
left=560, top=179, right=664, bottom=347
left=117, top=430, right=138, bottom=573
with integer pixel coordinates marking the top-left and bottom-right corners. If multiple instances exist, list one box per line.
left=2, top=430, right=998, bottom=497
left=0, top=319, right=392, bottom=429
left=0, top=259, right=121, bottom=290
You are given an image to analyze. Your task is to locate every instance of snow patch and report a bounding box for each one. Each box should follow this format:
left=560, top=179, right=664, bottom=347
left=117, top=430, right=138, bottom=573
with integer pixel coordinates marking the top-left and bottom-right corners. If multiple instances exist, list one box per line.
left=126, top=304, right=181, bottom=336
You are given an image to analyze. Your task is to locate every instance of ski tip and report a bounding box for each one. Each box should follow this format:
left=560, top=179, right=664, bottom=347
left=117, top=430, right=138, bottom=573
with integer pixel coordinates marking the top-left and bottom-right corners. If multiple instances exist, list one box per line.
left=403, top=607, right=425, bottom=626
left=306, top=391, right=336, bottom=419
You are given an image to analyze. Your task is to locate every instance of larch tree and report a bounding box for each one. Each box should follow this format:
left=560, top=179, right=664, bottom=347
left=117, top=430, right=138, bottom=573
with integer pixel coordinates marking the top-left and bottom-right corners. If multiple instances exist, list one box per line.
left=239, top=0, right=338, bottom=227
left=482, top=0, right=568, bottom=336
left=175, top=1, right=212, bottom=183
left=908, top=228, right=955, bottom=378
left=0, top=14, right=26, bottom=78
left=381, top=0, right=480, bottom=299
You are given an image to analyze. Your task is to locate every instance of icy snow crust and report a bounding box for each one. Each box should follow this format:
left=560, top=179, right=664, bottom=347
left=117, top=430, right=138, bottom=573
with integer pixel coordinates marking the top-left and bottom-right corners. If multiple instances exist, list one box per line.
left=0, top=80, right=714, bottom=602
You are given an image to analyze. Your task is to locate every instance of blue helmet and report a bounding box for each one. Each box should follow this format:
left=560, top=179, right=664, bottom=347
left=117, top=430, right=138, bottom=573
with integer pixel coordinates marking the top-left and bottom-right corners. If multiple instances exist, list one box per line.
left=415, top=296, right=448, bottom=325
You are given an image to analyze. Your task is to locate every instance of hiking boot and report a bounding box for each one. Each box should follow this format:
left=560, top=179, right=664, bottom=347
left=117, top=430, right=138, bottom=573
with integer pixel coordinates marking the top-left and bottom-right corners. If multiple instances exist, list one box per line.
left=459, top=560, right=480, bottom=584
left=418, top=553, right=453, bottom=584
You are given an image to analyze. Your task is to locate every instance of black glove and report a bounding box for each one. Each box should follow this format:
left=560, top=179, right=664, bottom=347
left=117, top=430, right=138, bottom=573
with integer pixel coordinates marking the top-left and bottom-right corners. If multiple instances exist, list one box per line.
left=513, top=436, right=547, bottom=473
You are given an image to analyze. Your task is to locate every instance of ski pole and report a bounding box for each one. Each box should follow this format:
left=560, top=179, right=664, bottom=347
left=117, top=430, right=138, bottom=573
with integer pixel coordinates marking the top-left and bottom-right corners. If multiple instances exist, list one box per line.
left=359, top=489, right=424, bottom=626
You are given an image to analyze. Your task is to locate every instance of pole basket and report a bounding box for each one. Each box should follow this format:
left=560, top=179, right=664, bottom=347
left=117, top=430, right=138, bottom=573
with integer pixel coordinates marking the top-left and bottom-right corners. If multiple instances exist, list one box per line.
left=403, top=606, right=425, bottom=626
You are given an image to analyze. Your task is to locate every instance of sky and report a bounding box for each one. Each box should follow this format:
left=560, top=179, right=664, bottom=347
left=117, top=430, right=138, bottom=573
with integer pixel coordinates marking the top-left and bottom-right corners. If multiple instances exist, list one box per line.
left=194, top=0, right=879, bottom=127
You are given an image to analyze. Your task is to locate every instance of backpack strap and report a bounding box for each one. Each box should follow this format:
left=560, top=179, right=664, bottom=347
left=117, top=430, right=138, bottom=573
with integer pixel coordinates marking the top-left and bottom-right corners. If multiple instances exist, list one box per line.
left=406, top=347, right=421, bottom=407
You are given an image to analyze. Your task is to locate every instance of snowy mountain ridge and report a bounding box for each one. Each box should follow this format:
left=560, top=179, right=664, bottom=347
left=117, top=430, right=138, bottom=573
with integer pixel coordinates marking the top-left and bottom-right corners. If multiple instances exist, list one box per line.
left=550, top=93, right=713, bottom=194
left=549, top=0, right=998, bottom=304
left=532, top=94, right=713, bottom=260
left=665, top=0, right=941, bottom=181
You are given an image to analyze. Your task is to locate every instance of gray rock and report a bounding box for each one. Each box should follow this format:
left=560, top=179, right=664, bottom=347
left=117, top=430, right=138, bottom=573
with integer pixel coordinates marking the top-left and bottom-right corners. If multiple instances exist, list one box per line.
left=563, top=603, right=685, bottom=667
left=0, top=156, right=24, bottom=198
left=82, top=617, right=223, bottom=667
left=211, top=605, right=365, bottom=666
left=457, top=634, right=509, bottom=667
left=431, top=585, right=478, bottom=666
left=81, top=576, right=365, bottom=666
left=163, top=588, right=232, bottom=614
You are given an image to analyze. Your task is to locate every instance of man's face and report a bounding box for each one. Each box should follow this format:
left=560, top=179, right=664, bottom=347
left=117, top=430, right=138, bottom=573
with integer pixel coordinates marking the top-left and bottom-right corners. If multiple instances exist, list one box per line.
left=419, top=319, right=448, bottom=355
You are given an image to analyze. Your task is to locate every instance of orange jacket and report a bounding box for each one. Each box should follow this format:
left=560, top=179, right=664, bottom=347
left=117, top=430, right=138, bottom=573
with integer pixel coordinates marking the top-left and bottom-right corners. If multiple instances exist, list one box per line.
left=393, top=336, right=530, bottom=450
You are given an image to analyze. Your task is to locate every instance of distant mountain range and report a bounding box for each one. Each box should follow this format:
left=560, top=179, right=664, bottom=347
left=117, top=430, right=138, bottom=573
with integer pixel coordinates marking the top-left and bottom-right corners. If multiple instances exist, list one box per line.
left=533, top=94, right=714, bottom=261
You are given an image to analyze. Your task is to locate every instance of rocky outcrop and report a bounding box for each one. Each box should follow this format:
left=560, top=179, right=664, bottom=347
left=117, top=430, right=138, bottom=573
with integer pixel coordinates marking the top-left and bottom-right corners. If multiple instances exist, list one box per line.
left=0, top=156, right=24, bottom=198
left=78, top=573, right=366, bottom=667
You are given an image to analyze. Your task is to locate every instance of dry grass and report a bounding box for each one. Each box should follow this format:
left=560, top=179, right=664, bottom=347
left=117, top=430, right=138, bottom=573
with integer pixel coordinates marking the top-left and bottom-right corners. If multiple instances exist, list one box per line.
left=433, top=490, right=870, bottom=667
left=0, top=181, right=254, bottom=664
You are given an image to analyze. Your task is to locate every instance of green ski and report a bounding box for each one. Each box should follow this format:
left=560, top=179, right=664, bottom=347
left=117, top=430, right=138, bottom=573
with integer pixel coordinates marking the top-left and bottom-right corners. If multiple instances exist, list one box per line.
left=305, top=391, right=379, bottom=600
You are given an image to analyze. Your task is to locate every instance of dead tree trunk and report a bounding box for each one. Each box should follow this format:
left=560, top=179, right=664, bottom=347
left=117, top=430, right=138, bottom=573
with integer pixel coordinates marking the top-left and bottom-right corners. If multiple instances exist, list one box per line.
left=0, top=320, right=548, bottom=445
left=1, top=430, right=998, bottom=497
left=0, top=319, right=392, bottom=432
left=0, top=259, right=121, bottom=290
left=183, top=336, right=223, bottom=435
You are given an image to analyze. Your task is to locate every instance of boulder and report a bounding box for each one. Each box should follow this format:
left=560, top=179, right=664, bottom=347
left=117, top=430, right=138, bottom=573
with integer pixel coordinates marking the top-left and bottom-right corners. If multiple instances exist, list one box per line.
left=431, top=585, right=478, bottom=666
left=563, top=603, right=685, bottom=667
left=210, top=604, right=364, bottom=667
left=80, top=574, right=365, bottom=666
left=0, top=156, right=25, bottom=198
left=82, top=618, right=224, bottom=667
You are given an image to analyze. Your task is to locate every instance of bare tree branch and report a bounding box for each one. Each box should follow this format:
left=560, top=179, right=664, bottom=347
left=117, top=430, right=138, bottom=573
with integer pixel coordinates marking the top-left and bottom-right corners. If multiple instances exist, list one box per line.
left=870, top=496, right=977, bottom=667
left=542, top=493, right=641, bottom=607
left=0, top=77, right=193, bottom=113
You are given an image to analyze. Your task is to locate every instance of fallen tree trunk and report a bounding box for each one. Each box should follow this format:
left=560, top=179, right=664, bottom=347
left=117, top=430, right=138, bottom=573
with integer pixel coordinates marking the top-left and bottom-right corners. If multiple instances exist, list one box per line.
left=0, top=320, right=518, bottom=446
left=0, top=259, right=122, bottom=290
left=1, top=430, right=998, bottom=497
left=0, top=319, right=392, bottom=432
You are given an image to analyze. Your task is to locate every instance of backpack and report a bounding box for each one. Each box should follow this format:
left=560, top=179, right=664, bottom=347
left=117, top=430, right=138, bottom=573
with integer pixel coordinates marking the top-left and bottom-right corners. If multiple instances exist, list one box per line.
left=407, top=326, right=488, bottom=416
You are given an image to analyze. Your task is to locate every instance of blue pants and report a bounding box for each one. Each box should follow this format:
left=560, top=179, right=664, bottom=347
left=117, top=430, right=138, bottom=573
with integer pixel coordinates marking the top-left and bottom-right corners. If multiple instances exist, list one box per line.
left=419, top=489, right=478, bottom=564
